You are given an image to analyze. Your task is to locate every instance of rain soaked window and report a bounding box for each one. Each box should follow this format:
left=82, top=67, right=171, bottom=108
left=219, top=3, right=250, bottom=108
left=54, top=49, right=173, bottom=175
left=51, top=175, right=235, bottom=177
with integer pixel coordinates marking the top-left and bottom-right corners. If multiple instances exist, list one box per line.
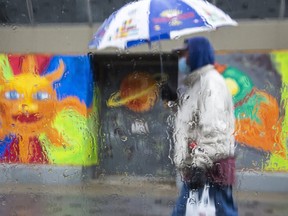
left=0, top=0, right=30, bottom=24
left=31, top=0, right=88, bottom=24
left=1, top=0, right=288, bottom=216
left=90, top=0, right=132, bottom=22
left=0, top=0, right=287, bottom=25
left=285, top=1, right=288, bottom=17
left=216, top=0, right=282, bottom=19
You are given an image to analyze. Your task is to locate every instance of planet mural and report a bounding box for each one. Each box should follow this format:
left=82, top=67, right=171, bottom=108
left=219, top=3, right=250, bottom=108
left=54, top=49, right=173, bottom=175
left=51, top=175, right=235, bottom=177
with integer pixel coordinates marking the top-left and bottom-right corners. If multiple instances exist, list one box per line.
left=107, top=72, right=166, bottom=113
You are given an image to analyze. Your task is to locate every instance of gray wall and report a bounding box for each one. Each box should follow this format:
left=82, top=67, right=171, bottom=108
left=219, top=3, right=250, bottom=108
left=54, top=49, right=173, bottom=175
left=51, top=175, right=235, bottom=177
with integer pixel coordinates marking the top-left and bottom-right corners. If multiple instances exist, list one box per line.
left=0, top=20, right=288, bottom=54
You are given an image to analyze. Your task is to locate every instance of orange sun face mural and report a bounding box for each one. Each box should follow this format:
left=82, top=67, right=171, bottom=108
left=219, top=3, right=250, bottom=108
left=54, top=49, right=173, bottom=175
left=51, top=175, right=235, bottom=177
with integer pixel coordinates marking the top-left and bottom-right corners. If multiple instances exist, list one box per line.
left=0, top=56, right=65, bottom=136
left=0, top=54, right=99, bottom=165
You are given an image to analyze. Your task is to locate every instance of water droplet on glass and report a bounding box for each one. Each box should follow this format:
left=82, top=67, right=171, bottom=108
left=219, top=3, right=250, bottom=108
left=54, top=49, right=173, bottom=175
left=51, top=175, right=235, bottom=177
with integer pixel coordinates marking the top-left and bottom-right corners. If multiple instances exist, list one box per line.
left=120, top=135, right=128, bottom=142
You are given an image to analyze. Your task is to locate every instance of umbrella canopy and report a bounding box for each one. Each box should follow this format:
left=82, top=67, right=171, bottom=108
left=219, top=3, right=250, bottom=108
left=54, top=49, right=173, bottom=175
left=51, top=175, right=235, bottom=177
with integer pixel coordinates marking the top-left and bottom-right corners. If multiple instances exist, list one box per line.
left=88, top=0, right=237, bottom=50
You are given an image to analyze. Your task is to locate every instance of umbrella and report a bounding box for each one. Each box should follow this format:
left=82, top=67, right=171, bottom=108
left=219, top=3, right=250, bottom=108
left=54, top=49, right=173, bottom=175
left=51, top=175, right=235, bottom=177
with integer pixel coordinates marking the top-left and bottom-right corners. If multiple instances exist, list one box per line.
left=88, top=0, right=237, bottom=50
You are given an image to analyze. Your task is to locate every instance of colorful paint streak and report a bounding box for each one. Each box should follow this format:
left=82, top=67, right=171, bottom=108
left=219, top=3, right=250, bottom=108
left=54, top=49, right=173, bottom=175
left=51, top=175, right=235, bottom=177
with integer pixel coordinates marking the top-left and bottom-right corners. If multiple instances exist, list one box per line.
left=218, top=65, right=282, bottom=153
left=0, top=54, right=99, bottom=166
left=265, top=51, right=288, bottom=171
left=217, top=60, right=287, bottom=171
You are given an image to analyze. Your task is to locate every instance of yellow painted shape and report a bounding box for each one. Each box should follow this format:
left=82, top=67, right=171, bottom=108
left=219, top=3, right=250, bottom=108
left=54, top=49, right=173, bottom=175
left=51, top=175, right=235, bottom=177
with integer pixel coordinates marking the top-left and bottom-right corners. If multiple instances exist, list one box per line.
left=265, top=51, right=288, bottom=171
left=0, top=54, right=14, bottom=81
left=265, top=154, right=288, bottom=171
left=225, top=77, right=239, bottom=96
left=39, top=108, right=98, bottom=166
left=107, top=84, right=157, bottom=107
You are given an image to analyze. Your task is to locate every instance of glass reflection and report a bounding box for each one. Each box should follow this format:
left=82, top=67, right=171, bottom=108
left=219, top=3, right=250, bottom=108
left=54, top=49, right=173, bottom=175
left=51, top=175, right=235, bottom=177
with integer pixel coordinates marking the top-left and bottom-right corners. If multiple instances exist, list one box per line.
left=0, top=0, right=288, bottom=215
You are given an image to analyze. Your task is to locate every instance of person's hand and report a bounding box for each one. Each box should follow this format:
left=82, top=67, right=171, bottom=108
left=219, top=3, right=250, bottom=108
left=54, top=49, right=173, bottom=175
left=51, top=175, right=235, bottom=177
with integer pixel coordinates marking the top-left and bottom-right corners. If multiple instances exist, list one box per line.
left=181, top=166, right=207, bottom=190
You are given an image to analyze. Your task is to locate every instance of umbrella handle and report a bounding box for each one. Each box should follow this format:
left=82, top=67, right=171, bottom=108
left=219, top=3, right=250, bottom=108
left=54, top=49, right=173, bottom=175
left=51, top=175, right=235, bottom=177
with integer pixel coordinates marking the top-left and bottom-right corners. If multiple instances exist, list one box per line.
left=148, top=39, right=164, bottom=74
left=157, top=40, right=164, bottom=75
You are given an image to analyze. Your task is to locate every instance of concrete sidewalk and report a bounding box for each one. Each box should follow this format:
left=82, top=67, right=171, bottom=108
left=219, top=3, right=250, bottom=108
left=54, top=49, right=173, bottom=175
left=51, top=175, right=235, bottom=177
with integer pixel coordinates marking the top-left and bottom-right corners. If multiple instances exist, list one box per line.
left=1, top=164, right=288, bottom=192
left=0, top=164, right=288, bottom=215
left=0, top=175, right=287, bottom=216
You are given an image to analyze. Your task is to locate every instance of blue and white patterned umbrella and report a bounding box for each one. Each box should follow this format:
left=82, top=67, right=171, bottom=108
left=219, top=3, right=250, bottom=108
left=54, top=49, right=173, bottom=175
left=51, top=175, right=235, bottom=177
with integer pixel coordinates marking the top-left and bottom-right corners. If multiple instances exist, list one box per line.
left=88, top=0, right=237, bottom=50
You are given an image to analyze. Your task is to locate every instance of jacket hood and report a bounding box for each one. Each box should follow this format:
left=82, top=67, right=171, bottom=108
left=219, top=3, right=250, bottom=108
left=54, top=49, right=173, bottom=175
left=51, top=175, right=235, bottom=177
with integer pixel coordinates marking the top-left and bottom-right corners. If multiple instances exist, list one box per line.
left=186, top=37, right=215, bottom=72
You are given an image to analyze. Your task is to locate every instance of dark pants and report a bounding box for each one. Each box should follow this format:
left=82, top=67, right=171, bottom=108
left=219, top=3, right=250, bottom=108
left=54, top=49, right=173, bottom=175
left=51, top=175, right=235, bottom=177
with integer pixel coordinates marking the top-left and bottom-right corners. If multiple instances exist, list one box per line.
left=172, top=182, right=238, bottom=216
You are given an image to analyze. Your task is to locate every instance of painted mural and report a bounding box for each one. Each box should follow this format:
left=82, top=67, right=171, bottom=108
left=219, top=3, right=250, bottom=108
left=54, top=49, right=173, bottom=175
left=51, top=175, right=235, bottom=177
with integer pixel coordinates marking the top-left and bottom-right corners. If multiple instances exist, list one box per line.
left=96, top=52, right=288, bottom=175
left=2, top=52, right=287, bottom=172
left=216, top=51, right=288, bottom=171
left=107, top=72, right=169, bottom=113
left=0, top=54, right=99, bottom=166
left=94, top=54, right=177, bottom=176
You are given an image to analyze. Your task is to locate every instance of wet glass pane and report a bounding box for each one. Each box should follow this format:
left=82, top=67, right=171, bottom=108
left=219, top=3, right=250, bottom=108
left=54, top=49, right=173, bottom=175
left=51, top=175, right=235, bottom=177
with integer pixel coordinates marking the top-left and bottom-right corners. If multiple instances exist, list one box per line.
left=217, top=0, right=281, bottom=19
left=1, top=0, right=288, bottom=215
left=285, top=0, right=288, bottom=17
left=0, top=0, right=30, bottom=24
left=31, top=0, right=88, bottom=23
left=90, top=0, right=132, bottom=22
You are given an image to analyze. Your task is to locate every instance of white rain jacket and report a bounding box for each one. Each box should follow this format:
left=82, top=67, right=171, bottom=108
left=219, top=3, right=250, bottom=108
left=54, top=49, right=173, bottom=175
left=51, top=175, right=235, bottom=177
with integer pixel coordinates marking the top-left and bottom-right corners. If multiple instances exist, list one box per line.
left=173, top=64, right=235, bottom=170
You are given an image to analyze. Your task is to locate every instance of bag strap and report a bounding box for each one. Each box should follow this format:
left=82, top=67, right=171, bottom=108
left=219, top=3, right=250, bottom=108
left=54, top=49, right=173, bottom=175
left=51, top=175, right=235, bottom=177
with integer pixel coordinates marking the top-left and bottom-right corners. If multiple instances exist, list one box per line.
left=199, top=184, right=211, bottom=206
left=189, top=189, right=199, bottom=203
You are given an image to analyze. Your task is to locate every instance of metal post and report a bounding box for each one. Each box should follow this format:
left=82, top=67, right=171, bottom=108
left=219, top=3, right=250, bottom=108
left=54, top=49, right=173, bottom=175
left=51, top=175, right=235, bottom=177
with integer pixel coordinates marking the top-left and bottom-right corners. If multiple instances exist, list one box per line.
left=87, top=0, right=93, bottom=26
left=26, top=0, right=34, bottom=25
left=279, top=0, right=286, bottom=19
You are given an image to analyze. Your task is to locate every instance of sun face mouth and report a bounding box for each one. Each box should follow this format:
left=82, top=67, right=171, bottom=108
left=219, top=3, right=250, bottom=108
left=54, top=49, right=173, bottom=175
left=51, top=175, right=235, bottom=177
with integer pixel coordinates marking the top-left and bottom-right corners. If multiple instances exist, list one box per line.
left=12, top=113, right=42, bottom=123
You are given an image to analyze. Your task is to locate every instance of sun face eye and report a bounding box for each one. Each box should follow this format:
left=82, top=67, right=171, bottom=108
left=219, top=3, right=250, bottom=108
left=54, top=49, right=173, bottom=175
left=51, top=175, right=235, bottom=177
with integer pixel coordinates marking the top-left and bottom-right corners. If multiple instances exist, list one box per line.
left=33, top=92, right=50, bottom=100
left=4, top=90, right=20, bottom=100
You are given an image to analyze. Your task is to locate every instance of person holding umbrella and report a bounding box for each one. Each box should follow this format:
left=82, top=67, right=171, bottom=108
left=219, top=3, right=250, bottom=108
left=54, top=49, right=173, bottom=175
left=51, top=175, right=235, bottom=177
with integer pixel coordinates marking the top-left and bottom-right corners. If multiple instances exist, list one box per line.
left=172, top=36, right=238, bottom=216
